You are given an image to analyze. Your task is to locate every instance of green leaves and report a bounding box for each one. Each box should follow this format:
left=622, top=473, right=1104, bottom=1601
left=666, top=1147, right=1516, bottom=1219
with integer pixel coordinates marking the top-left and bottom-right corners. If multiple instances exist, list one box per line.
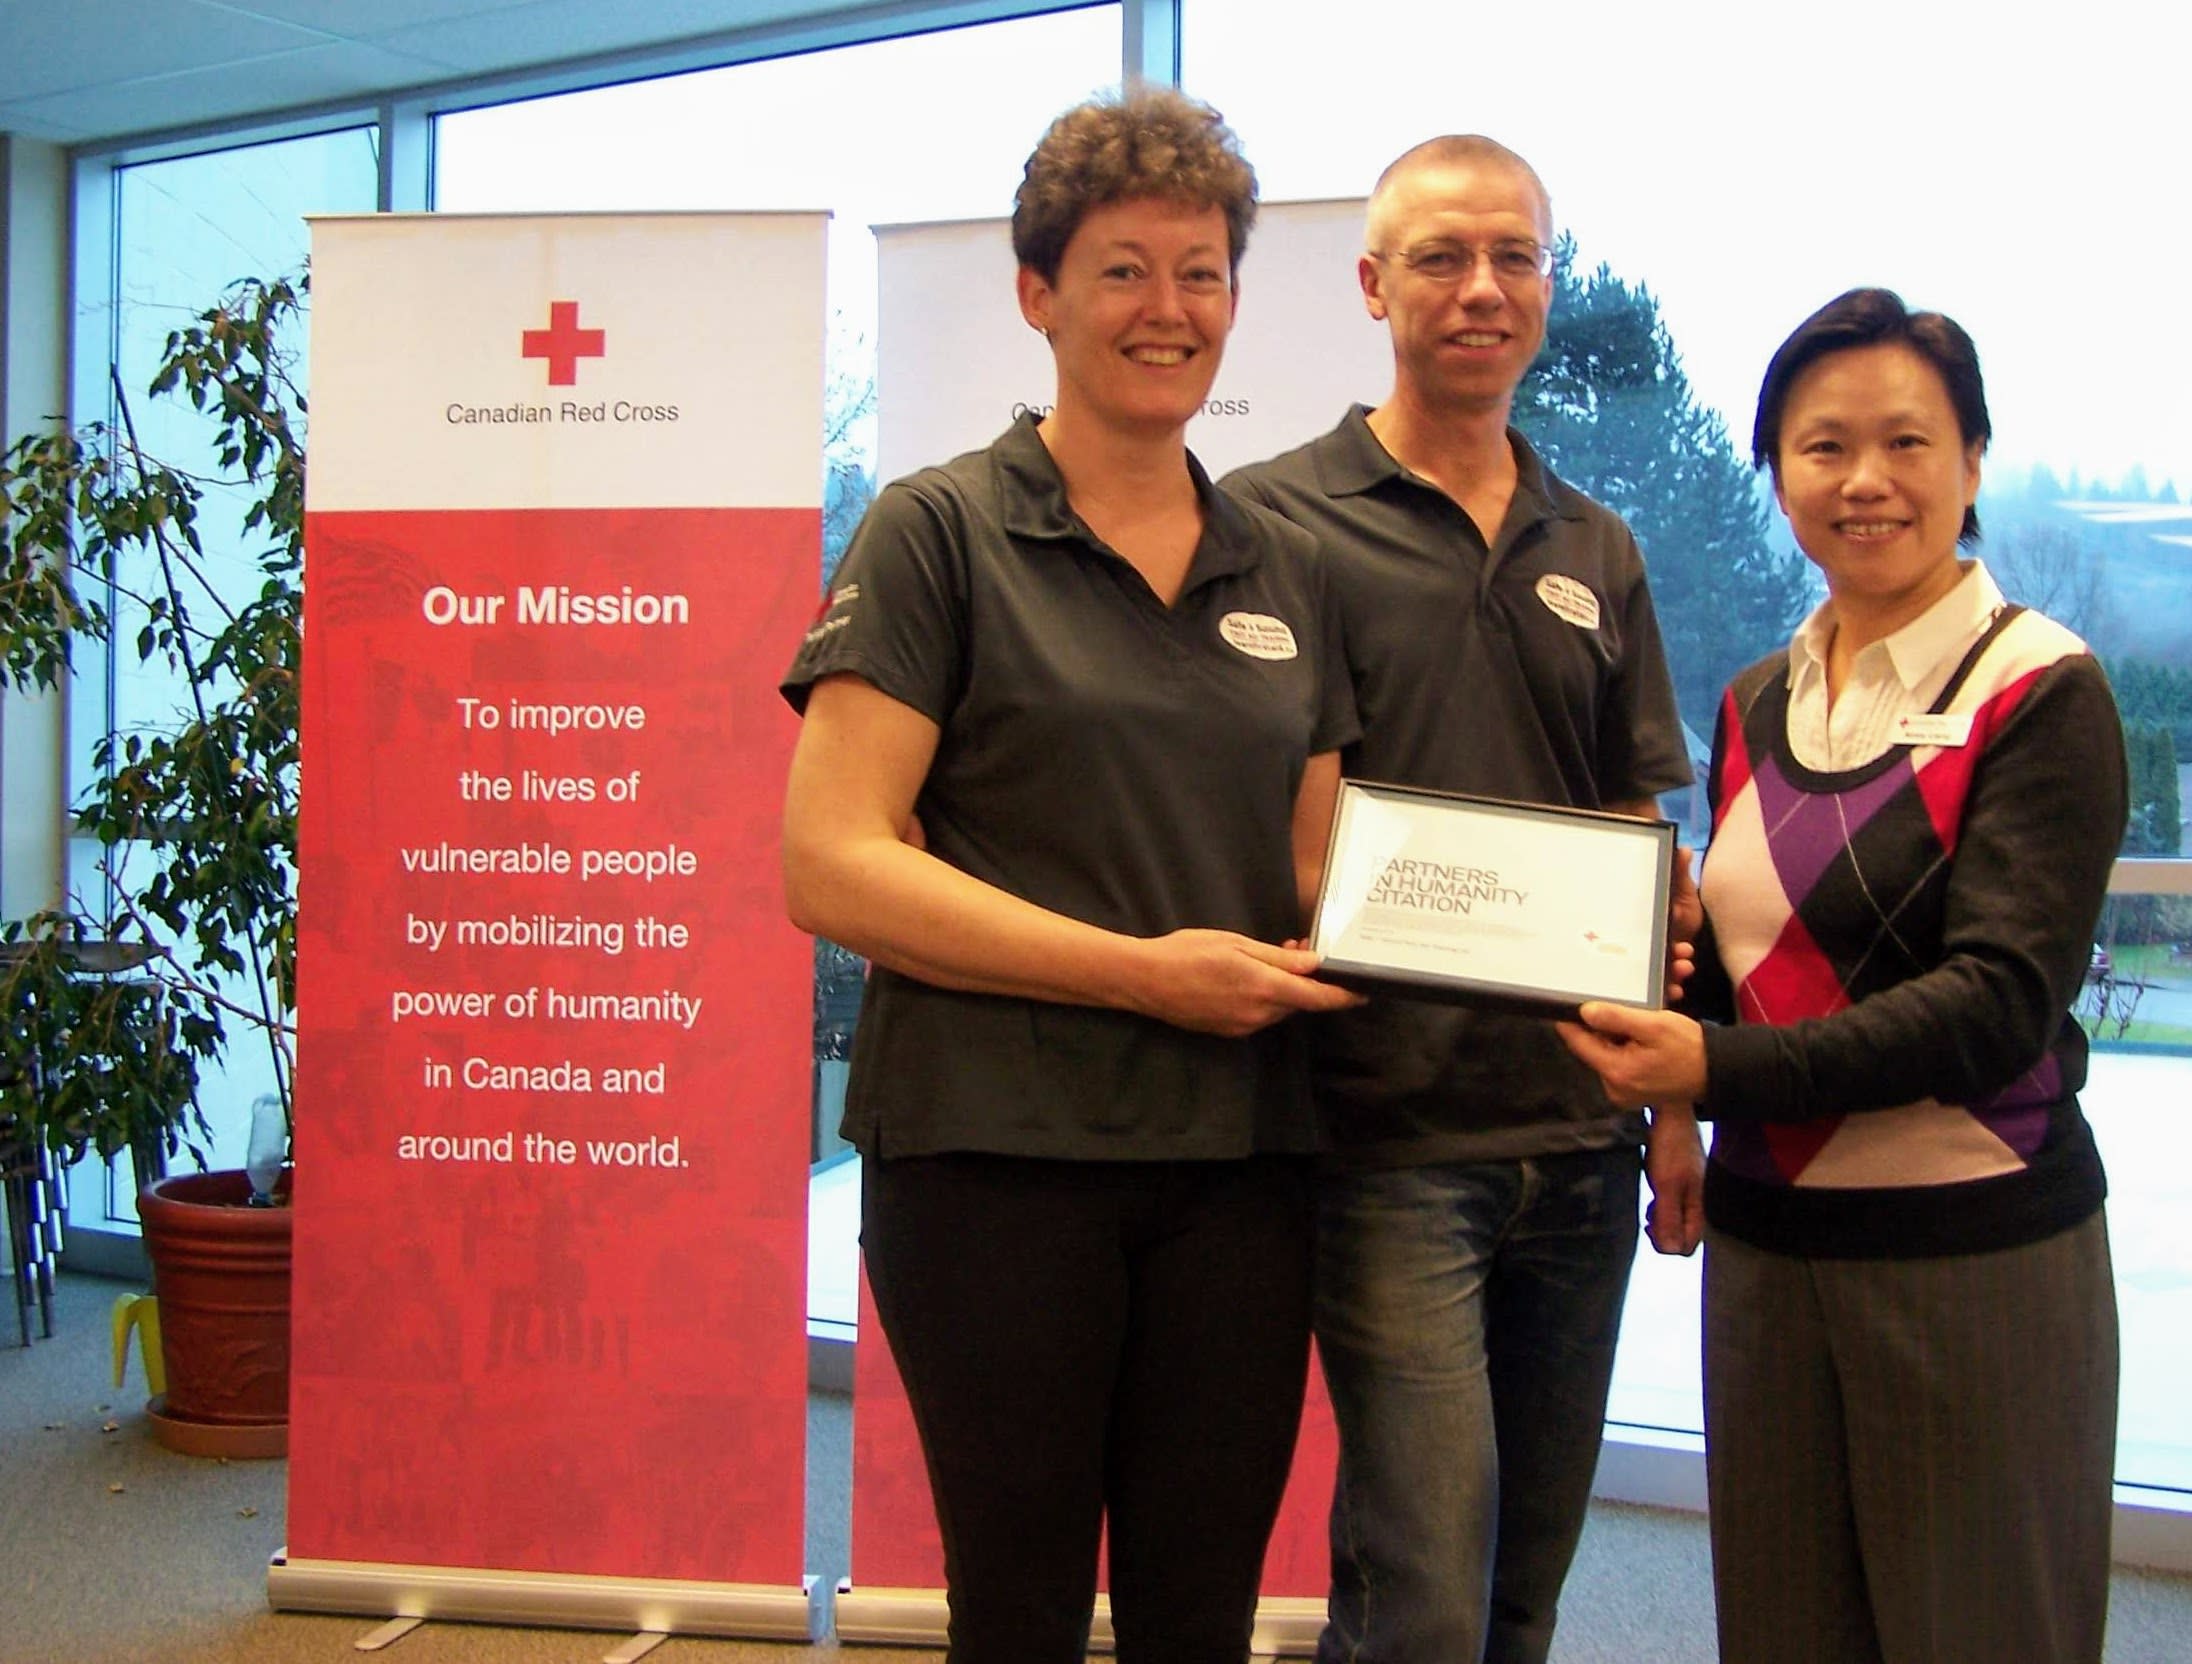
left=1, top=433, right=108, bottom=690
left=0, top=918, right=214, bottom=1174
left=0, top=271, right=306, bottom=1167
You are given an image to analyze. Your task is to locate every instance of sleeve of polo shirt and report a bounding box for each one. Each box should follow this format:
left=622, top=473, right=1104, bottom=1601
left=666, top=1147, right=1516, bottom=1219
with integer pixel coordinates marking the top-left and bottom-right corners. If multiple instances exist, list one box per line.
left=1309, top=551, right=1362, bottom=757
left=1597, top=534, right=1694, bottom=799
left=779, top=478, right=969, bottom=724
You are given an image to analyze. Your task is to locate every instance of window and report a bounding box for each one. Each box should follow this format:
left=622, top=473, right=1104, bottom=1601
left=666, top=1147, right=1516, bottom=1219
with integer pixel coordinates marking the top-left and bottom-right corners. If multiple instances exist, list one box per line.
left=81, top=131, right=377, bottom=806
left=62, top=129, right=377, bottom=1229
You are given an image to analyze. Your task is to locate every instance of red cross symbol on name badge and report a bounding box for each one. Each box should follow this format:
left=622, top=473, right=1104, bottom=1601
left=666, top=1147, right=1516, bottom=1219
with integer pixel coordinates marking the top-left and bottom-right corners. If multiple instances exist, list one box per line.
left=521, top=301, right=606, bottom=386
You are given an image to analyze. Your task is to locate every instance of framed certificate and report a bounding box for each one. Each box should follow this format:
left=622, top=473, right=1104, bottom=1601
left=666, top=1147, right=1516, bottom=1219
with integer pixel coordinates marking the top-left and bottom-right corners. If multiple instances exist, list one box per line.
left=1310, top=780, right=1677, bottom=1013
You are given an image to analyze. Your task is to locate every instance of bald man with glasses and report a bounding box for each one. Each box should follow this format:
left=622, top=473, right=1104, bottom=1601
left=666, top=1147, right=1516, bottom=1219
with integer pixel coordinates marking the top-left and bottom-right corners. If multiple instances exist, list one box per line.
left=1224, top=136, right=1701, bottom=1664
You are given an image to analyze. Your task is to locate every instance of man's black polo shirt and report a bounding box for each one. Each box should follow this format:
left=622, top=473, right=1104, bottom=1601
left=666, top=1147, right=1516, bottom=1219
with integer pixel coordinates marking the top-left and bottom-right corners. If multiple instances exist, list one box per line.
left=1224, top=407, right=1691, bottom=1166
left=783, top=415, right=1357, bottom=1162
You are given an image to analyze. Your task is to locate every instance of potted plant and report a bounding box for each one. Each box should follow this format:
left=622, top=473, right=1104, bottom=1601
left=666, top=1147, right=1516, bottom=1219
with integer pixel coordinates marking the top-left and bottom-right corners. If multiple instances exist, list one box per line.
left=0, top=926, right=206, bottom=1183
left=0, top=273, right=303, bottom=1456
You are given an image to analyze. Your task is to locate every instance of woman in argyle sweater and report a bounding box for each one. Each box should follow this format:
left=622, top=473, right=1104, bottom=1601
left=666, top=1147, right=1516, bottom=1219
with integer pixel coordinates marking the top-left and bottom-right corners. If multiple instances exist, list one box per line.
left=1561, top=289, right=2126, bottom=1664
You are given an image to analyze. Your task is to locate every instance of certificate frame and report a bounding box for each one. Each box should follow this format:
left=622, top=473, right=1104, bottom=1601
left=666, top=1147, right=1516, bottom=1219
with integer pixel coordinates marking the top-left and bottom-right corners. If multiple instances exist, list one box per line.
left=1309, top=780, right=1677, bottom=1014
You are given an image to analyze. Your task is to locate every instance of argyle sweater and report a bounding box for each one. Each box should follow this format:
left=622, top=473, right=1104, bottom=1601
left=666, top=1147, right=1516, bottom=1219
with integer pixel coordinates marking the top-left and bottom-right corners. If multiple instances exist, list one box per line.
left=1693, top=606, right=2126, bottom=1259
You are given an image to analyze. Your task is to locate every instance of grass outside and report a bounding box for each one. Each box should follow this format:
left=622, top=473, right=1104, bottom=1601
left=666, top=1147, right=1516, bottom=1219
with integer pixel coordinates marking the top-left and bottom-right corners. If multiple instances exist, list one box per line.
left=2089, top=1020, right=2192, bottom=1049
left=2081, top=942, right=2192, bottom=1048
left=2104, top=941, right=2192, bottom=985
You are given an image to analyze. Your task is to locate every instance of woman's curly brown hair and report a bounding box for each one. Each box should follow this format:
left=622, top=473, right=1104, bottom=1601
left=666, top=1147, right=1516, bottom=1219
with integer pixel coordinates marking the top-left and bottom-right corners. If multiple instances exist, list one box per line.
left=1012, top=87, right=1258, bottom=283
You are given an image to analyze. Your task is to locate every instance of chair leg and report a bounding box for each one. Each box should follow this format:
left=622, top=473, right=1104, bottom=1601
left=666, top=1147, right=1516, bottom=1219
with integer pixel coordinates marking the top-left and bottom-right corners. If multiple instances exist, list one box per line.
left=4, top=1168, right=33, bottom=1348
left=32, top=1145, right=60, bottom=1339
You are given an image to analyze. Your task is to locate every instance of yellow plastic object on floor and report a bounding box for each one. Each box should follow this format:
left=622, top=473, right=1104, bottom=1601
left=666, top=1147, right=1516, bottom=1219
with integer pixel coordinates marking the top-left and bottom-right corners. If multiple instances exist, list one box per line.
left=111, top=1291, right=166, bottom=1396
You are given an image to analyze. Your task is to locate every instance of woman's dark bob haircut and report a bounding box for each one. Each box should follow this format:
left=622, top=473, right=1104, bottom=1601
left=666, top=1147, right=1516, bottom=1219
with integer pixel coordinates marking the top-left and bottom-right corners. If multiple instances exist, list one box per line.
left=1012, top=87, right=1257, bottom=285
left=1752, top=287, right=1992, bottom=546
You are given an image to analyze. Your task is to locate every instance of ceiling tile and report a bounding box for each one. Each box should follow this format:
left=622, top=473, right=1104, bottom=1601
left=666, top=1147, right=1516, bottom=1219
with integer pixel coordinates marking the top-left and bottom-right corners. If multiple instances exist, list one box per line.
left=0, top=0, right=942, bottom=145
left=371, top=0, right=826, bottom=75
left=0, top=0, right=332, bottom=99
left=1, top=40, right=460, bottom=143
left=213, top=0, right=550, bottom=38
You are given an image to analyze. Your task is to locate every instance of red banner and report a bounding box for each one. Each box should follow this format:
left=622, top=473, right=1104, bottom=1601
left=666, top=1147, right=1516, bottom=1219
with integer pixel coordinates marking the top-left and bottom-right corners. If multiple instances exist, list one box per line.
left=1264, top=1366, right=1339, bottom=1599
left=289, top=505, right=815, bottom=1582
left=847, top=1267, right=946, bottom=1588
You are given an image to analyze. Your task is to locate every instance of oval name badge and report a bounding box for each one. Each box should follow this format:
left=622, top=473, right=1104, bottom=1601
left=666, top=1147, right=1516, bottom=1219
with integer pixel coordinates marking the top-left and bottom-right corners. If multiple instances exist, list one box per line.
left=1219, top=611, right=1299, bottom=661
left=1534, top=573, right=1602, bottom=631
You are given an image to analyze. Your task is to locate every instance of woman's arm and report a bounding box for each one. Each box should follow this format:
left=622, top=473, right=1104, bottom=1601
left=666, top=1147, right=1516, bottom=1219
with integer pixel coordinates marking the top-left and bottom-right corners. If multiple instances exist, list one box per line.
left=1561, top=656, right=2126, bottom=1121
left=1701, top=655, right=2124, bottom=1121
left=782, top=674, right=1359, bottom=1038
left=1291, top=751, right=1344, bottom=932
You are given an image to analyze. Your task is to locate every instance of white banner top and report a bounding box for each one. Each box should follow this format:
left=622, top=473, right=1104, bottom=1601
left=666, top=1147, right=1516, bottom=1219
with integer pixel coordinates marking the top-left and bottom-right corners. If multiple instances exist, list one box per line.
left=308, top=212, right=827, bottom=512
left=876, top=198, right=1388, bottom=483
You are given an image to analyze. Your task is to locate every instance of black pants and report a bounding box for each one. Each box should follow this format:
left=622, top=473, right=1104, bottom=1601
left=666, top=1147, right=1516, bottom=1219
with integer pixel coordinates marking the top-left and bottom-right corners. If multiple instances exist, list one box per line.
left=861, top=1150, right=1315, bottom=1664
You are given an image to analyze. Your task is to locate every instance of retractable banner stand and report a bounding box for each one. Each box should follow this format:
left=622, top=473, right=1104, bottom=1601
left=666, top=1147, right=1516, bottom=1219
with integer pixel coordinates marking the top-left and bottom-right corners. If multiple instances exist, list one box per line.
left=836, top=202, right=1379, bottom=1654
left=273, top=213, right=825, bottom=1642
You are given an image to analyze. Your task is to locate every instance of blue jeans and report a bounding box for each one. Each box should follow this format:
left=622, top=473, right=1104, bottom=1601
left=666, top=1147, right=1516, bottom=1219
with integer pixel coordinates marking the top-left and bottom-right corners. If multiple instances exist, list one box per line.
left=1313, top=1147, right=1641, bottom=1664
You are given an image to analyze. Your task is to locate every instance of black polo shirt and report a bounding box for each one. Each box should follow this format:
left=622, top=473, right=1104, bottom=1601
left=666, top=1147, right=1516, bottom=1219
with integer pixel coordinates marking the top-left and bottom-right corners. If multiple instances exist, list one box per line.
left=1224, top=407, right=1691, bottom=1166
left=783, top=414, right=1358, bottom=1161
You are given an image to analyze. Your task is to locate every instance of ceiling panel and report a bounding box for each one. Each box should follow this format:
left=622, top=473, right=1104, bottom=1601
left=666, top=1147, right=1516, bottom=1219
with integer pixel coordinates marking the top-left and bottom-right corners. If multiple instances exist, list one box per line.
left=0, top=0, right=931, bottom=147
left=0, top=0, right=335, bottom=101
left=218, top=0, right=552, bottom=34
left=0, top=40, right=456, bottom=143
left=367, top=0, right=848, bottom=76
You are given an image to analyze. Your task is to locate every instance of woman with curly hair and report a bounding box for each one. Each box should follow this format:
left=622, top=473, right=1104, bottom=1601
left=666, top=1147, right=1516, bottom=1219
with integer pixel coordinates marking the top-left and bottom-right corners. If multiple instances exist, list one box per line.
left=781, top=88, right=1357, bottom=1663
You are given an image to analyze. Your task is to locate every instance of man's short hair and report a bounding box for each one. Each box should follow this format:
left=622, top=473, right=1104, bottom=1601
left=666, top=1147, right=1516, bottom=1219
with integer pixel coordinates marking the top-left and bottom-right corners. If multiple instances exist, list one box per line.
left=1365, top=135, right=1553, bottom=253
left=1751, top=287, right=1992, bottom=545
left=1011, top=87, right=1258, bottom=284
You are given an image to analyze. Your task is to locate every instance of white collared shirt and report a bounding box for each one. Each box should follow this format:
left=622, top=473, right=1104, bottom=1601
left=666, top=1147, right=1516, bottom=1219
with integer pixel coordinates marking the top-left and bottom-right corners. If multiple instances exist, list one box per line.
left=1784, top=561, right=2006, bottom=772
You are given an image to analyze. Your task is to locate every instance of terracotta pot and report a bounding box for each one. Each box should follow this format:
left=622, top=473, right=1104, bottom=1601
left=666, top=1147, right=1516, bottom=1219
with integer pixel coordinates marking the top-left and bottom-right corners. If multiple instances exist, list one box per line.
left=136, top=1168, right=292, bottom=1458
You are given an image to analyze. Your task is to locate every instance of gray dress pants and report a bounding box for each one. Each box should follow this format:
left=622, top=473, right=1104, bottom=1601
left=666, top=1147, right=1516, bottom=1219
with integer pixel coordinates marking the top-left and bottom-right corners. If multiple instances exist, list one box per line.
left=1704, top=1213, right=2117, bottom=1664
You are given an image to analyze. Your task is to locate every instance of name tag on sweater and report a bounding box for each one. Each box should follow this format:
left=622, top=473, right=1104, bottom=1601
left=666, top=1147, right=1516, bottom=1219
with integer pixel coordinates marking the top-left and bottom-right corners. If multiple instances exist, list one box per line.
left=1893, top=712, right=1973, bottom=748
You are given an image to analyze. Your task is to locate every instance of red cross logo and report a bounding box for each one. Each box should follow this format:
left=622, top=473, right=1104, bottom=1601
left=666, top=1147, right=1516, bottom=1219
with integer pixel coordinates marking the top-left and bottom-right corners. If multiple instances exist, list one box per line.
left=521, top=301, right=606, bottom=386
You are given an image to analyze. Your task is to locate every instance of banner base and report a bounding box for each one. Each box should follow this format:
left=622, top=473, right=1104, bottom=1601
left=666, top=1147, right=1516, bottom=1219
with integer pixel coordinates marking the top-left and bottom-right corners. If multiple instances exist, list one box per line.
left=1249, top=1596, right=1326, bottom=1657
left=267, top=1550, right=815, bottom=1640
left=828, top=1584, right=950, bottom=1648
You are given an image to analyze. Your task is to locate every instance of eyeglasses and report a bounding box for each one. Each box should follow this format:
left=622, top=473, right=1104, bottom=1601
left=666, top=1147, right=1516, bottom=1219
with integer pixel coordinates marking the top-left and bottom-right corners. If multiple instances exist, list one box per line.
left=1370, top=240, right=1554, bottom=286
